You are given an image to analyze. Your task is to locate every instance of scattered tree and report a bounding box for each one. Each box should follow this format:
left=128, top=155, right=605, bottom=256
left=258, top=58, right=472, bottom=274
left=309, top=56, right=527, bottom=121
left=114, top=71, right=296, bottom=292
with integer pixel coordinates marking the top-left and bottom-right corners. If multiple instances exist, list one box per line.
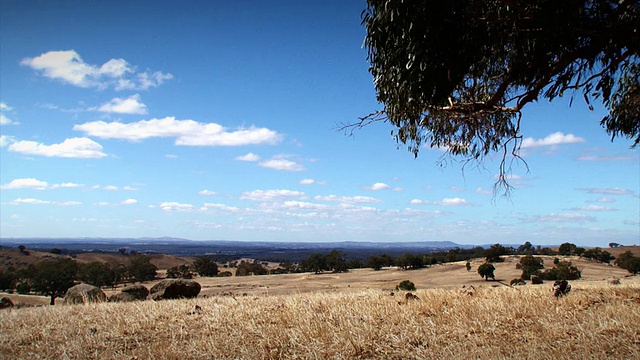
left=484, top=243, right=511, bottom=263
left=356, top=1, right=640, bottom=192
left=540, top=260, right=581, bottom=280
left=516, top=242, right=535, bottom=255
left=558, top=242, right=578, bottom=256
left=581, top=247, right=614, bottom=263
left=49, top=248, right=62, bottom=255
left=235, top=261, right=268, bottom=276
left=166, top=265, right=194, bottom=279
left=26, top=258, right=78, bottom=305
left=396, top=280, right=416, bottom=291
left=0, top=269, right=17, bottom=291
left=478, top=263, right=496, bottom=281
left=465, top=261, right=472, bottom=272
left=516, top=255, right=544, bottom=280
left=192, top=257, right=219, bottom=277
left=396, top=253, right=424, bottom=270
left=300, top=253, right=329, bottom=274
left=609, top=242, right=621, bottom=248
left=615, top=251, right=640, bottom=275
left=127, top=255, right=157, bottom=282
left=325, top=250, right=349, bottom=273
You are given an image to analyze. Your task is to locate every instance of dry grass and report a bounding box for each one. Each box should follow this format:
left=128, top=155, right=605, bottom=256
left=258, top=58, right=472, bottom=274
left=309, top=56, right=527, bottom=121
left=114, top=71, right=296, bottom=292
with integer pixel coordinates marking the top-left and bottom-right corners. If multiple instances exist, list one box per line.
left=1, top=281, right=639, bottom=359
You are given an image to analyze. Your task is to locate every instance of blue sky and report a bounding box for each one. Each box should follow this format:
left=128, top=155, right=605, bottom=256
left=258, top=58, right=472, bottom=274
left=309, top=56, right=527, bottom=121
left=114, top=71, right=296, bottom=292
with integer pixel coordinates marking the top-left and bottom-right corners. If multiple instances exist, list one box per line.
left=1, top=1, right=638, bottom=247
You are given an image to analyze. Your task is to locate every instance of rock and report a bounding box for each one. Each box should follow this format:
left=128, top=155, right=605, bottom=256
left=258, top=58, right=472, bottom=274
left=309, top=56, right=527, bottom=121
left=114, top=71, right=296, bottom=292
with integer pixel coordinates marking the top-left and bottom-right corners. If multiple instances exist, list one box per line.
left=609, top=278, right=621, bottom=285
left=531, top=276, right=543, bottom=285
left=0, top=297, right=15, bottom=309
left=405, top=292, right=419, bottom=301
left=552, top=280, right=571, bottom=298
left=108, top=292, right=138, bottom=303
left=150, top=279, right=201, bottom=301
left=65, top=284, right=108, bottom=304
left=121, top=284, right=149, bottom=300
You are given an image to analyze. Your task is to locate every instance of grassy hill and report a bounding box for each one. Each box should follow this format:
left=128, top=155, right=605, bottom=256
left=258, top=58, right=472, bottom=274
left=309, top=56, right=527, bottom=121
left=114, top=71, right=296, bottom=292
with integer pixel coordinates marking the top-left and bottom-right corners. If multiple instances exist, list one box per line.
left=1, top=280, right=639, bottom=359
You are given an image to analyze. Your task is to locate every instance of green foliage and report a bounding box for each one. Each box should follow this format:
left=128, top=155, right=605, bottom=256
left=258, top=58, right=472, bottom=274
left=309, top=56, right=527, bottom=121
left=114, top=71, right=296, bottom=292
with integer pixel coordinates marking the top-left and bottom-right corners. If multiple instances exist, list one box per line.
left=395, top=253, right=424, bottom=270
left=396, top=280, right=416, bottom=291
left=367, top=256, right=385, bottom=271
left=27, top=258, right=78, bottom=305
left=166, top=265, right=194, bottom=279
left=0, top=269, right=17, bottom=291
left=325, top=250, right=349, bottom=273
left=581, top=248, right=614, bottom=263
left=217, top=271, right=232, bottom=277
left=484, top=244, right=511, bottom=263
left=614, top=251, right=640, bottom=275
left=300, top=253, right=328, bottom=274
left=49, top=248, right=62, bottom=255
left=359, top=1, right=639, bottom=190
left=558, top=243, right=578, bottom=256
left=235, top=261, right=268, bottom=276
left=477, top=263, right=496, bottom=281
left=539, top=261, right=581, bottom=281
left=78, top=262, right=124, bottom=288
left=465, top=261, right=472, bottom=272
left=192, top=257, right=219, bottom=277
left=16, top=282, right=31, bottom=295
left=516, top=242, right=535, bottom=255
left=516, top=255, right=544, bottom=280
left=127, top=255, right=158, bottom=282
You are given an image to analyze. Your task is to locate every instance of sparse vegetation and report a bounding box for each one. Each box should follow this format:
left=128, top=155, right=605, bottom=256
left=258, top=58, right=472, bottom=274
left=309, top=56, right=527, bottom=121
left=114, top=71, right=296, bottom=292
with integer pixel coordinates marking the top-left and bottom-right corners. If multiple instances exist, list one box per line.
left=516, top=255, right=544, bottom=280
left=395, top=280, right=416, bottom=291
left=539, top=260, right=582, bottom=281
left=192, top=257, right=219, bottom=277
left=615, top=251, right=640, bottom=275
left=477, top=263, right=496, bottom=281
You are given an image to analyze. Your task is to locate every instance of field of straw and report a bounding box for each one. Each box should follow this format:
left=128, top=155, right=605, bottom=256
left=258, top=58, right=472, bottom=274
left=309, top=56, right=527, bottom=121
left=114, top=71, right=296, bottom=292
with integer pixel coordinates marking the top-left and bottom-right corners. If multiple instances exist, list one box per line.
left=1, top=281, right=639, bottom=359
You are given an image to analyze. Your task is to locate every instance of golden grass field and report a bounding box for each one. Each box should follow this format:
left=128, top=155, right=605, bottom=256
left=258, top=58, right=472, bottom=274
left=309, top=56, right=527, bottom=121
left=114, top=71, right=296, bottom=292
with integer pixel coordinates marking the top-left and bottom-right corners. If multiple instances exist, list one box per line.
left=1, top=252, right=639, bottom=359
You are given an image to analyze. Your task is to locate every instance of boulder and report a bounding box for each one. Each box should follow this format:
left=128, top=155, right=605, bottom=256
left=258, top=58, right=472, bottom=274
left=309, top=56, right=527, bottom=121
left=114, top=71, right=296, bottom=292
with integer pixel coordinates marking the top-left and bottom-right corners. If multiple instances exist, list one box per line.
left=108, top=292, right=138, bottom=303
left=150, top=279, right=201, bottom=301
left=0, top=296, right=15, bottom=309
left=121, top=284, right=149, bottom=300
left=65, top=284, right=108, bottom=304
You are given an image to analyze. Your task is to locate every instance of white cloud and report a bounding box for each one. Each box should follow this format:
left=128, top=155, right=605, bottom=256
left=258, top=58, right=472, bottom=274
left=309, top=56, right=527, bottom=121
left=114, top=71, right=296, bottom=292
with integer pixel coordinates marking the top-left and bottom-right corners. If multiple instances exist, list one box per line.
left=236, top=153, right=260, bottom=161
left=521, top=132, right=585, bottom=148
left=92, top=184, right=138, bottom=191
left=7, top=137, right=106, bottom=158
left=0, top=135, right=15, bottom=147
left=160, top=202, right=194, bottom=212
left=313, top=195, right=381, bottom=204
left=475, top=187, right=492, bottom=195
left=366, top=182, right=390, bottom=191
left=526, top=212, right=596, bottom=223
left=121, top=199, right=138, bottom=205
left=409, top=199, right=425, bottom=205
left=165, top=154, right=178, bottom=159
left=201, top=203, right=240, bottom=212
left=1, top=178, right=49, bottom=190
left=299, top=179, right=315, bottom=185
left=198, top=190, right=218, bottom=196
left=21, top=50, right=172, bottom=90
left=578, top=188, right=634, bottom=196
left=92, top=94, right=148, bottom=115
left=0, top=103, right=12, bottom=111
left=570, top=205, right=616, bottom=211
left=0, top=114, right=15, bottom=125
left=259, top=159, right=305, bottom=172
left=433, top=198, right=472, bottom=206
left=240, top=189, right=305, bottom=201
left=73, top=117, right=282, bottom=146
left=56, top=201, right=82, bottom=206
left=8, top=198, right=81, bottom=206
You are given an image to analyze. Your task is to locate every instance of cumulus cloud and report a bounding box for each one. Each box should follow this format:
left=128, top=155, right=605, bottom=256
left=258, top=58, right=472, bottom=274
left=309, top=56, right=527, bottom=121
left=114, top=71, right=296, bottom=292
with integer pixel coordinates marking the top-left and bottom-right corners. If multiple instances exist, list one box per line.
left=7, top=137, right=106, bottom=158
left=409, top=199, right=426, bottom=205
left=201, top=203, right=240, bottom=212
left=259, top=159, right=305, bottom=172
left=236, top=153, right=260, bottom=161
left=475, top=187, right=492, bottom=195
left=160, top=202, right=194, bottom=212
left=198, top=190, right=218, bottom=196
left=569, top=205, right=616, bottom=211
left=521, top=132, right=585, bottom=148
left=92, top=184, right=138, bottom=191
left=313, top=195, right=381, bottom=204
left=120, top=199, right=138, bottom=205
left=299, top=179, right=315, bottom=185
left=0, top=102, right=16, bottom=125
left=240, top=189, right=305, bottom=201
left=73, top=117, right=282, bottom=146
left=0, top=135, right=15, bottom=147
left=0, top=178, right=84, bottom=190
left=91, top=94, right=148, bottom=115
left=525, top=212, right=596, bottom=223
left=433, top=198, right=472, bottom=206
left=20, top=50, right=172, bottom=90
left=366, top=182, right=390, bottom=191
left=577, top=187, right=634, bottom=196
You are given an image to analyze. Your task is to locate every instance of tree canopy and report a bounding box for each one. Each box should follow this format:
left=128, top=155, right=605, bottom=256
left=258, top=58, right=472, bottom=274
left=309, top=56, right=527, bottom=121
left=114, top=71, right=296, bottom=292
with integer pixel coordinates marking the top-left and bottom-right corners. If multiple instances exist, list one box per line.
left=358, top=0, right=639, bottom=191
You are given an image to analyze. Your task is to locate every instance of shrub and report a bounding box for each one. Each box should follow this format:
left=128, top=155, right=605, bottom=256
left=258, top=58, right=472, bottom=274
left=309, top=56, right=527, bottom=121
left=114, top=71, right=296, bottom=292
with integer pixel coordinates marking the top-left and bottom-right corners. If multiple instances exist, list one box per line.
left=516, top=255, right=544, bottom=280
left=539, top=261, right=581, bottom=280
left=396, top=280, right=416, bottom=291
left=217, top=271, right=232, bottom=277
left=16, top=282, right=31, bottom=295
left=166, top=265, right=193, bottom=279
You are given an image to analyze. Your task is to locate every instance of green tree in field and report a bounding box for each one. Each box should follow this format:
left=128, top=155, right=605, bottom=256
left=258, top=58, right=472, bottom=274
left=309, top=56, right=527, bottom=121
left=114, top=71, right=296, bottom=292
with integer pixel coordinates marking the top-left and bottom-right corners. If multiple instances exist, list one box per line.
left=396, top=253, right=424, bottom=270
left=300, top=253, right=328, bottom=274
left=166, top=264, right=194, bottom=279
left=192, top=257, right=219, bottom=277
left=27, top=258, right=78, bottom=305
left=465, top=261, right=472, bottom=272
left=558, top=242, right=578, bottom=256
left=235, top=261, right=268, bottom=276
left=79, top=262, right=115, bottom=288
left=355, top=1, right=639, bottom=192
left=540, top=260, right=581, bottom=280
left=396, top=280, right=416, bottom=291
left=0, top=269, right=17, bottom=291
left=581, top=248, right=614, bottom=263
left=127, top=255, right=157, bottom=282
left=615, top=251, right=640, bottom=275
left=478, top=263, right=496, bottom=281
left=516, top=255, right=544, bottom=280
left=367, top=255, right=385, bottom=271
left=325, top=250, right=348, bottom=273
left=484, top=244, right=511, bottom=263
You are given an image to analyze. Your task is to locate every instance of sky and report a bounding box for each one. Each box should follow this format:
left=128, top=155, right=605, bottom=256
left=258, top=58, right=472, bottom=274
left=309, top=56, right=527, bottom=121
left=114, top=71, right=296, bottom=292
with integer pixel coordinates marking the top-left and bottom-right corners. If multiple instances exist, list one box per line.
left=1, top=1, right=638, bottom=247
